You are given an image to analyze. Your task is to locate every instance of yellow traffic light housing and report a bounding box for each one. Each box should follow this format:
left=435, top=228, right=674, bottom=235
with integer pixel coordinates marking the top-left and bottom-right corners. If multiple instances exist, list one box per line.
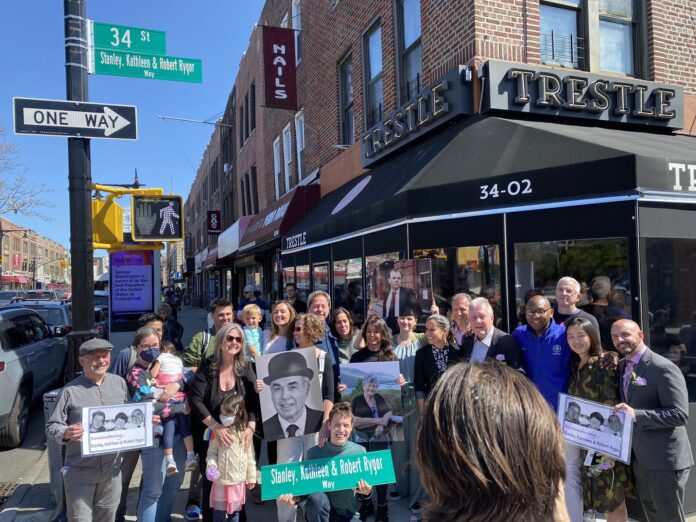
left=92, top=199, right=124, bottom=245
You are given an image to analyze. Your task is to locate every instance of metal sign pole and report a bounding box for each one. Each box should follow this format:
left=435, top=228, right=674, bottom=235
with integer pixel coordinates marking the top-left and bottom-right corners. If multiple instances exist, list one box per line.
left=65, top=0, right=95, bottom=380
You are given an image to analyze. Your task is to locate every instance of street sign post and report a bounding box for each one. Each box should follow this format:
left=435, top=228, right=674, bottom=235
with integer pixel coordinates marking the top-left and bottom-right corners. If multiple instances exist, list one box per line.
left=131, top=195, right=185, bottom=241
left=13, top=97, right=137, bottom=140
left=91, top=21, right=167, bottom=55
left=93, top=49, right=202, bottom=83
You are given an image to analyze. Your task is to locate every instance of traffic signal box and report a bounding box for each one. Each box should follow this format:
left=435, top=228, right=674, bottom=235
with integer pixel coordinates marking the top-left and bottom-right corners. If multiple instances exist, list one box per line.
left=131, top=195, right=184, bottom=241
left=92, top=199, right=124, bottom=244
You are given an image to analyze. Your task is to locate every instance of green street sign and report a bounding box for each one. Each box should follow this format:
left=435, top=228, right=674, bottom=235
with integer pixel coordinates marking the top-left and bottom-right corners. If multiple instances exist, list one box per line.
left=261, top=450, right=395, bottom=501
left=91, top=21, right=166, bottom=55
left=93, top=49, right=202, bottom=83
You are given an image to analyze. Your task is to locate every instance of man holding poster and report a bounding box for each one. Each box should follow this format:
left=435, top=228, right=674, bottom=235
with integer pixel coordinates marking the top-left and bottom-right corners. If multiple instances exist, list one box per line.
left=277, top=403, right=374, bottom=522
left=46, top=339, right=130, bottom=522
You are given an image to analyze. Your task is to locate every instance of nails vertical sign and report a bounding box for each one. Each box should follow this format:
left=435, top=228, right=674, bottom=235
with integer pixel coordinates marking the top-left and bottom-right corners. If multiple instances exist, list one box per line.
left=262, top=26, right=297, bottom=110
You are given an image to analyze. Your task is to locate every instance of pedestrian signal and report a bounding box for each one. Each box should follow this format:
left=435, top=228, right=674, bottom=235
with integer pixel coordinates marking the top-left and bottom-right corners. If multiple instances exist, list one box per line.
left=131, top=195, right=184, bottom=241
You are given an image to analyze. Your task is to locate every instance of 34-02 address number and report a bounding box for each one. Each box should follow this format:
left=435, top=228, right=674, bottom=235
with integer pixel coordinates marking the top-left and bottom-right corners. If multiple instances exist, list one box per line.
left=480, top=179, right=533, bottom=200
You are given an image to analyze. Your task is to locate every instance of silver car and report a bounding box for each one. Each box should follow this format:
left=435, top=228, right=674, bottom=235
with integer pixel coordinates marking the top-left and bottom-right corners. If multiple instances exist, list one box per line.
left=0, top=290, right=25, bottom=307
left=0, top=307, right=68, bottom=448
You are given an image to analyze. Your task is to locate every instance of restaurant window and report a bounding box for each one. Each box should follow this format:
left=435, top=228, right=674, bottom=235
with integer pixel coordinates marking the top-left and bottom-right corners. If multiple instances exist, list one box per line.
left=333, top=258, right=364, bottom=326
left=250, top=82, right=256, bottom=132
left=540, top=1, right=582, bottom=69
left=283, top=266, right=296, bottom=287
left=273, top=136, right=282, bottom=199
left=413, top=247, right=503, bottom=326
left=292, top=0, right=302, bottom=64
left=338, top=54, right=355, bottom=145
left=598, top=0, right=637, bottom=75
left=363, top=23, right=383, bottom=129
left=283, top=123, right=293, bottom=190
left=313, top=263, right=329, bottom=293
left=250, top=166, right=259, bottom=214
left=296, top=264, right=310, bottom=303
left=513, top=238, right=630, bottom=348
left=645, top=238, right=696, bottom=401
left=294, top=110, right=305, bottom=180
left=397, top=0, right=422, bottom=102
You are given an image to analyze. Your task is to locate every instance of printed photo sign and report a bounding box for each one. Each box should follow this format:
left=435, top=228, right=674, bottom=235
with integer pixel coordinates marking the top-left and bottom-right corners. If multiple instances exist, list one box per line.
left=81, top=402, right=153, bottom=456
left=557, top=393, right=633, bottom=464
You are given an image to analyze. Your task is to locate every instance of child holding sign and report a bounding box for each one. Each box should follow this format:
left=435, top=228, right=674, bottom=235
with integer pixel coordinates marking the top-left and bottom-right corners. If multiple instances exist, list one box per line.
left=205, top=394, right=257, bottom=522
left=278, top=402, right=373, bottom=522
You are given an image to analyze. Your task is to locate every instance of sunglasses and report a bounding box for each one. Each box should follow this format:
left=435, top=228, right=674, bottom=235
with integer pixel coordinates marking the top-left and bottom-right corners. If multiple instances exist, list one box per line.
left=226, top=335, right=243, bottom=343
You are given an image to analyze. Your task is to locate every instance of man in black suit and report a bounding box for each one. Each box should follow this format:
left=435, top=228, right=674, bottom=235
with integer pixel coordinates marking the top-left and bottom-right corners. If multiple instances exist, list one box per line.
left=612, top=319, right=693, bottom=522
left=382, top=269, right=418, bottom=334
left=262, top=351, right=324, bottom=441
left=461, top=297, right=525, bottom=371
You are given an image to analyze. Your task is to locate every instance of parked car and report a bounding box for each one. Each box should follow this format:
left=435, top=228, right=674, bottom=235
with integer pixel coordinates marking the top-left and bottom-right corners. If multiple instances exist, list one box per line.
left=0, top=290, right=25, bottom=307
left=3, top=302, right=109, bottom=340
left=0, top=307, right=67, bottom=448
left=22, top=290, right=60, bottom=302
left=93, top=290, right=109, bottom=313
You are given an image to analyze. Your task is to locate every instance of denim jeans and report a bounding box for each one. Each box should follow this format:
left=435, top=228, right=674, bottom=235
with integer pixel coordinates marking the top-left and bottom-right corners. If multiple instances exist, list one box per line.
left=137, top=435, right=186, bottom=522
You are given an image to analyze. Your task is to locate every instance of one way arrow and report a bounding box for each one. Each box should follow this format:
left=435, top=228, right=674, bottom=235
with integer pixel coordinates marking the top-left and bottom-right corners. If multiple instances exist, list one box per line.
left=22, top=106, right=131, bottom=136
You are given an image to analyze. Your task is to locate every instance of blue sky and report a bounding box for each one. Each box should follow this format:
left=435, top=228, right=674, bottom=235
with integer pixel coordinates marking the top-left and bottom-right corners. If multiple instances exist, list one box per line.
left=0, top=1, right=264, bottom=248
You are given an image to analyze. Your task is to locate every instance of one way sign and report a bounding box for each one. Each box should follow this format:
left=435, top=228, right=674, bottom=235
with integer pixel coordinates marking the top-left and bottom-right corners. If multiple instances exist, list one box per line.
left=13, top=97, right=137, bottom=140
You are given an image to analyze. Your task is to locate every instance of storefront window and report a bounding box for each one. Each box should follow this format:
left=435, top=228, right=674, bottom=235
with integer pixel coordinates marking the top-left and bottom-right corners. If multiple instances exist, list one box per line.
left=413, top=246, right=502, bottom=325
left=313, top=263, right=329, bottom=293
left=283, top=266, right=295, bottom=286
left=366, top=253, right=400, bottom=315
left=296, top=264, right=310, bottom=303
left=645, top=238, right=696, bottom=402
left=333, top=258, right=364, bottom=325
left=513, top=238, right=631, bottom=331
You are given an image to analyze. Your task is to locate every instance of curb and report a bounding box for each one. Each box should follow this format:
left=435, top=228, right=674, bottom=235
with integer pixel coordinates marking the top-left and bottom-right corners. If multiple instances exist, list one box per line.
left=0, top=448, right=53, bottom=522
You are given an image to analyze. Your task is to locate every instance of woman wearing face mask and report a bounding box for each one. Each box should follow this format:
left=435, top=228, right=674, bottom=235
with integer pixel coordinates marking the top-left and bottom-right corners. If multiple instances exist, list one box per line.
left=124, top=326, right=191, bottom=521
left=189, top=323, right=260, bottom=522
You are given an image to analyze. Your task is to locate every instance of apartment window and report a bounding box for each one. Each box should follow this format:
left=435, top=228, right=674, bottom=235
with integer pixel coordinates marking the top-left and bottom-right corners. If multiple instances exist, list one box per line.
left=282, top=123, right=293, bottom=191
left=244, top=172, right=253, bottom=216
left=273, top=136, right=282, bottom=199
left=599, top=0, right=636, bottom=75
left=292, top=0, right=302, bottom=64
left=244, top=93, right=250, bottom=140
left=397, top=0, right=422, bottom=101
left=294, top=111, right=305, bottom=180
left=250, top=82, right=256, bottom=131
left=239, top=105, right=244, bottom=148
left=281, top=12, right=289, bottom=28
left=363, top=24, right=383, bottom=128
left=339, top=54, right=354, bottom=145
left=251, top=166, right=259, bottom=214
left=540, top=1, right=582, bottom=68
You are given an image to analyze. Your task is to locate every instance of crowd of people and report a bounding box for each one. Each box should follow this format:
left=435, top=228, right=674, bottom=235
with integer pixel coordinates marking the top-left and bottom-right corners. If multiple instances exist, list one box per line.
left=45, top=277, right=693, bottom=522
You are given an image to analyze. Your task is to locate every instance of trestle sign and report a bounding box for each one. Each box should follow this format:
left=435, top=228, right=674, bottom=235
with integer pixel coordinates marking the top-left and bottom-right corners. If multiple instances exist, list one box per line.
left=13, top=97, right=137, bottom=140
left=484, top=60, right=684, bottom=130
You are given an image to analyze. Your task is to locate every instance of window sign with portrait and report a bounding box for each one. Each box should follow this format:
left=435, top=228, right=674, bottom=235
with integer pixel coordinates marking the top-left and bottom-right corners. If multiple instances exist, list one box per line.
left=333, top=258, right=364, bottom=325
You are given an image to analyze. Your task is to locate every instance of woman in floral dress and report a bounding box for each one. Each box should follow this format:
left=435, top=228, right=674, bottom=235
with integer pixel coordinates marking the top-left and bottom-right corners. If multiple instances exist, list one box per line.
left=566, top=316, right=631, bottom=522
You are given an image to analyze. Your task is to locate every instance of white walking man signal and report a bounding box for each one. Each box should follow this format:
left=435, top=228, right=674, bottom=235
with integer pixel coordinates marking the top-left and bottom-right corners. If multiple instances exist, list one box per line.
left=159, top=201, right=180, bottom=235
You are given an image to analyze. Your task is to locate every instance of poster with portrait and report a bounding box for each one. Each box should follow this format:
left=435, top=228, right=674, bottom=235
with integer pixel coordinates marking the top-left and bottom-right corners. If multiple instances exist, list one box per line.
left=340, top=361, right=405, bottom=442
left=256, top=348, right=324, bottom=441
left=81, top=402, right=153, bottom=456
left=367, top=258, right=433, bottom=331
left=557, top=393, right=633, bottom=464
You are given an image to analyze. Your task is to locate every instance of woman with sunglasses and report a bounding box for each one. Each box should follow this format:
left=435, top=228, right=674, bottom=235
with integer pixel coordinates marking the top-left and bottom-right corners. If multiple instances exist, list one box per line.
left=189, top=323, right=260, bottom=521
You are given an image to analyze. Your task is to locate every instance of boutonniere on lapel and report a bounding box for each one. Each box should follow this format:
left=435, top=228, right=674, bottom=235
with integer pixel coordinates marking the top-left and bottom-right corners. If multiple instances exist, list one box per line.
left=631, top=373, right=648, bottom=386
left=495, top=354, right=506, bottom=365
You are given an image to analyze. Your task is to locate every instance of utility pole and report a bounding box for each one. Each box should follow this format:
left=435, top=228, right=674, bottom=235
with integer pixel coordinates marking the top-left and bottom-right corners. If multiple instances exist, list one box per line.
left=64, top=0, right=95, bottom=380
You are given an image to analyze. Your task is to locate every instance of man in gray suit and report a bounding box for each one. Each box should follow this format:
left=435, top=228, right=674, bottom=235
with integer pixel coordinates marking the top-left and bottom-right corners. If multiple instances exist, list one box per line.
left=612, top=319, right=693, bottom=522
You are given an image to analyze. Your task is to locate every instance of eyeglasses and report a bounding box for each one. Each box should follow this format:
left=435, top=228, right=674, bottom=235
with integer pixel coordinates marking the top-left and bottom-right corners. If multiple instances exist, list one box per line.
left=294, top=326, right=304, bottom=332
left=226, top=335, right=243, bottom=343
left=525, top=308, right=552, bottom=317
left=138, top=344, right=159, bottom=350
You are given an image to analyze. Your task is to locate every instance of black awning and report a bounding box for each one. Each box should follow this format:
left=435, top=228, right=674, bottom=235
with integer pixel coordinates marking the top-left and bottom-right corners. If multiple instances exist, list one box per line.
left=283, top=115, right=696, bottom=251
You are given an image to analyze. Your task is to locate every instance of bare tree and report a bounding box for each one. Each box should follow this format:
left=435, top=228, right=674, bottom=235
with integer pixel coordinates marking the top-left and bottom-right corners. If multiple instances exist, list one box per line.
left=0, top=124, right=54, bottom=219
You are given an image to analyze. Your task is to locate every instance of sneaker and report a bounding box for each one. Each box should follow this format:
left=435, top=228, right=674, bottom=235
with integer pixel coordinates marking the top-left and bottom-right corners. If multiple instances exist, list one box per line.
left=387, top=489, right=401, bottom=501
left=166, top=459, right=179, bottom=476
left=185, top=502, right=202, bottom=521
left=185, top=455, right=198, bottom=471
left=410, top=502, right=423, bottom=514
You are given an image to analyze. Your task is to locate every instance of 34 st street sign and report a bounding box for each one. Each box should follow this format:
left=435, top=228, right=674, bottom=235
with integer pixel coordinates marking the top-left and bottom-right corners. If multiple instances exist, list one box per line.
left=13, top=97, right=138, bottom=140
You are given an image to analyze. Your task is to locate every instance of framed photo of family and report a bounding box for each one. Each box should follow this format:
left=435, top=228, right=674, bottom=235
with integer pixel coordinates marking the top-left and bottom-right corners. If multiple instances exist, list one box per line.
left=557, top=393, right=634, bottom=464
left=81, top=402, right=153, bottom=456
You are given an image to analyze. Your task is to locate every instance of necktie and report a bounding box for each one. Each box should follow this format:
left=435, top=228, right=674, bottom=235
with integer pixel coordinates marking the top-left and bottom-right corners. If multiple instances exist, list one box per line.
left=286, top=424, right=299, bottom=438
left=623, top=360, right=635, bottom=399
left=389, top=291, right=397, bottom=317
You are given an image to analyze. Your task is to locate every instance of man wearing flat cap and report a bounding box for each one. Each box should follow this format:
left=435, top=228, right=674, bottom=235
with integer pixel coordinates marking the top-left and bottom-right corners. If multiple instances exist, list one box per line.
left=46, top=338, right=130, bottom=522
left=262, top=351, right=323, bottom=441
